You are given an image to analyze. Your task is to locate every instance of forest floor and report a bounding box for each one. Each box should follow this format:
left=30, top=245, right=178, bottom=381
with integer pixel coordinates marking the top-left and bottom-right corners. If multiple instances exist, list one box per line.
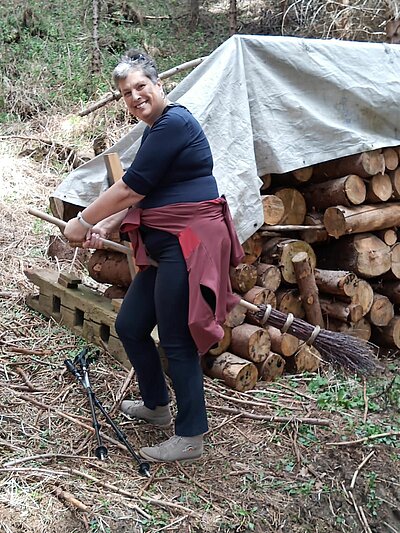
left=0, top=130, right=399, bottom=533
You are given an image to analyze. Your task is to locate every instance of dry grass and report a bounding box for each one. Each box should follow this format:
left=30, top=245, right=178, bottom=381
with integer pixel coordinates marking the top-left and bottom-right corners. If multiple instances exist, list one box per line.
left=0, top=128, right=399, bottom=532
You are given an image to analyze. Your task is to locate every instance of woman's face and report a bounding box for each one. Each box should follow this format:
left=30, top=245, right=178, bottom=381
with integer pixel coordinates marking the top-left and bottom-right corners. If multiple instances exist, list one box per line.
left=119, top=70, right=165, bottom=126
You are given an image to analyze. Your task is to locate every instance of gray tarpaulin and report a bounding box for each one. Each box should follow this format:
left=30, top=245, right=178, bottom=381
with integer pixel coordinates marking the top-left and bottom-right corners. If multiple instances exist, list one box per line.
left=51, top=35, right=400, bottom=243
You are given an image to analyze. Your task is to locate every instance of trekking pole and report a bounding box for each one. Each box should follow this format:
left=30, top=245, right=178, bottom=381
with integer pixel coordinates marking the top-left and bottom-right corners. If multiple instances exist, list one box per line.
left=65, top=350, right=151, bottom=477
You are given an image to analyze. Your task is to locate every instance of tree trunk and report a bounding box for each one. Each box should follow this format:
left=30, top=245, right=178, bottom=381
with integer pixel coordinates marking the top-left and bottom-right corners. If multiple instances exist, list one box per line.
left=366, top=293, right=394, bottom=327
left=230, top=323, right=271, bottom=363
left=323, top=202, right=400, bottom=238
left=189, top=0, right=199, bottom=27
left=257, top=353, right=286, bottom=381
left=312, top=150, right=385, bottom=181
left=228, top=0, right=237, bottom=35
left=314, top=268, right=359, bottom=298
left=273, top=188, right=307, bottom=224
left=230, top=263, right=257, bottom=293
left=261, top=238, right=316, bottom=284
left=316, top=233, right=391, bottom=278
left=262, top=195, right=285, bottom=225
left=91, top=0, right=101, bottom=76
left=292, top=251, right=324, bottom=327
left=302, top=174, right=366, bottom=210
left=365, top=173, right=392, bottom=203
left=202, top=352, right=258, bottom=391
left=256, top=263, right=281, bottom=291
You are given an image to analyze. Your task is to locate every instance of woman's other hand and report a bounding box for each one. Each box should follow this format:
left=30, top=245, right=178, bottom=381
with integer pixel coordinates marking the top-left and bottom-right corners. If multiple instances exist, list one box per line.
left=83, top=223, right=109, bottom=249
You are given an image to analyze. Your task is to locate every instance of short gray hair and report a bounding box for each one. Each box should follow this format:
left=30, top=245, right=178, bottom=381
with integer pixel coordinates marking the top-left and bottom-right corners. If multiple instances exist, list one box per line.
left=112, top=49, right=159, bottom=87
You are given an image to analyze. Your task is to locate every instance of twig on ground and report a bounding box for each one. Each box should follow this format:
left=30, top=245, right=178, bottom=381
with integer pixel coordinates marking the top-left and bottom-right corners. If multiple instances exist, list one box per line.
left=109, top=367, right=135, bottom=415
left=347, top=450, right=375, bottom=533
left=327, top=431, right=400, bottom=446
left=363, top=378, right=368, bottom=423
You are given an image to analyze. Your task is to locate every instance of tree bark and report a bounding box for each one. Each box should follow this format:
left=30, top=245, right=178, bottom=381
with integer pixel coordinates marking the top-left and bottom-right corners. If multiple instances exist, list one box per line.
left=292, top=251, right=324, bottom=327
left=312, top=150, right=385, bottom=181
left=262, top=195, right=285, bottom=225
left=202, top=352, right=258, bottom=391
left=228, top=0, right=237, bottom=35
left=302, top=174, right=366, bottom=210
left=323, top=203, right=400, bottom=238
left=230, top=323, right=271, bottom=363
left=91, top=0, right=101, bottom=76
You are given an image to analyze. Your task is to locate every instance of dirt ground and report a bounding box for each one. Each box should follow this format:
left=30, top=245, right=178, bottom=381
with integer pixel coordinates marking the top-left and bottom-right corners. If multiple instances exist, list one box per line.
left=0, top=134, right=399, bottom=533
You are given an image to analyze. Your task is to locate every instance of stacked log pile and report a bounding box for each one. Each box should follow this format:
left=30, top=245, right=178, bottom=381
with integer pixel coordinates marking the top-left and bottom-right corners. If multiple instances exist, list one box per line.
left=85, top=146, right=400, bottom=391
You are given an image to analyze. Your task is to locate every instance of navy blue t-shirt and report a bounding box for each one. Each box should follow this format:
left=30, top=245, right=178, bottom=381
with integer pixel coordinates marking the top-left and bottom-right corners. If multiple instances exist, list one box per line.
left=122, top=104, right=219, bottom=208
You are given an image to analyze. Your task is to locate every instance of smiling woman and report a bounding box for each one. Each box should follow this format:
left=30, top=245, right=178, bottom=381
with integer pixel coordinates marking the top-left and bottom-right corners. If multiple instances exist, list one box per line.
left=63, top=48, right=244, bottom=465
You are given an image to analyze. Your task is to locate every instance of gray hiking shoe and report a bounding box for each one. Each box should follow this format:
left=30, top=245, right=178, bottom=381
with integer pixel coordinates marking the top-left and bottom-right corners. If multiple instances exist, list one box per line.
left=120, top=400, right=172, bottom=428
left=139, top=434, right=204, bottom=463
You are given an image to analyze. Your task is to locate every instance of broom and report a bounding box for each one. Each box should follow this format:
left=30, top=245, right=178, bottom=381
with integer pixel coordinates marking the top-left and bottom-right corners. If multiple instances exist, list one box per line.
left=28, top=208, right=380, bottom=374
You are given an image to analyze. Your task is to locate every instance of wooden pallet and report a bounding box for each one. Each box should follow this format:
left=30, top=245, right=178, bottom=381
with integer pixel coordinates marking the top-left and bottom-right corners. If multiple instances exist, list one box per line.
left=25, top=267, right=159, bottom=369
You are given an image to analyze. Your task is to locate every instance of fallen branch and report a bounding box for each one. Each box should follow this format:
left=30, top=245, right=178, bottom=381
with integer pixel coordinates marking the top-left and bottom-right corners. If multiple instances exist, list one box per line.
left=327, top=430, right=400, bottom=446
left=78, top=56, right=208, bottom=117
left=54, top=486, right=89, bottom=512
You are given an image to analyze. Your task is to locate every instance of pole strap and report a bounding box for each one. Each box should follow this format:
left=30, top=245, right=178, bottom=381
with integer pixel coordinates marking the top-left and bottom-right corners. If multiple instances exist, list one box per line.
left=281, top=313, right=294, bottom=333
left=306, top=325, right=321, bottom=346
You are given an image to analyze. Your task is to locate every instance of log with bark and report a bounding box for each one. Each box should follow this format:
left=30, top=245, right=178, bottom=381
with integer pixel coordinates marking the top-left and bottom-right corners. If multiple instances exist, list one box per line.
left=312, top=150, right=385, bottom=181
left=230, top=263, right=257, bottom=293
left=242, top=285, right=276, bottom=308
left=302, top=174, right=366, bottom=210
left=365, top=293, right=394, bottom=327
left=284, top=345, right=320, bottom=373
left=319, top=297, right=364, bottom=323
left=388, top=168, right=400, bottom=199
left=299, top=213, right=329, bottom=244
left=256, top=263, right=282, bottom=291
left=365, top=173, right=392, bottom=203
left=371, top=280, right=400, bottom=305
left=390, top=243, right=400, bottom=279
left=266, top=325, right=300, bottom=357
left=383, top=147, right=399, bottom=171
left=241, top=233, right=263, bottom=264
left=261, top=238, right=316, bottom=284
left=371, top=316, right=400, bottom=349
left=202, top=352, right=258, bottom=391
left=257, top=353, right=286, bottom=381
left=262, top=195, right=285, bottom=225
left=273, top=188, right=307, bottom=225
left=270, top=166, right=313, bottom=187
left=292, top=251, right=324, bottom=327
left=323, top=203, right=400, bottom=238
left=275, top=288, right=305, bottom=319
left=224, top=301, right=247, bottom=328
left=314, top=269, right=359, bottom=298
left=316, top=234, right=391, bottom=278
left=230, top=323, right=271, bottom=363
left=88, top=250, right=132, bottom=287
left=208, top=325, right=232, bottom=356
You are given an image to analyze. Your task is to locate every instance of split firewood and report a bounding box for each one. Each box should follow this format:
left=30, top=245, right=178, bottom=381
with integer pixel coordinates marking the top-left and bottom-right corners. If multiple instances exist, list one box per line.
left=202, top=352, right=258, bottom=392
left=241, top=233, right=263, bottom=264
left=324, top=203, right=400, bottom=238
left=383, top=147, right=399, bottom=170
left=314, top=269, right=359, bottom=298
left=88, top=250, right=131, bottom=287
left=365, top=293, right=394, bottom=327
left=292, top=251, right=324, bottom=327
left=262, top=195, right=285, bottom=225
left=302, top=174, right=366, bottom=210
left=208, top=325, right=232, bottom=356
left=388, top=168, right=400, bottom=199
left=257, top=352, right=286, bottom=381
left=375, top=228, right=397, bottom=246
left=326, top=317, right=371, bottom=341
left=230, top=263, right=257, bottom=293
left=230, top=323, right=271, bottom=363
left=285, top=345, right=320, bottom=373
left=316, top=234, right=391, bottom=278
left=256, top=263, right=281, bottom=291
left=266, top=325, right=300, bottom=357
left=275, top=288, right=305, bottom=319
left=312, top=150, right=385, bottom=181
left=261, top=238, right=316, bottom=284
left=224, top=301, right=247, bottom=328
left=273, top=188, right=307, bottom=224
left=299, top=213, right=329, bottom=244
left=365, top=173, right=392, bottom=203
left=319, top=297, right=363, bottom=323
left=371, top=316, right=400, bottom=349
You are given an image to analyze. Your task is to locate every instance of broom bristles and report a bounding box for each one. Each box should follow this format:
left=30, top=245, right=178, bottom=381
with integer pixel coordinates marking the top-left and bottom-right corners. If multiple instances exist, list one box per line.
left=253, top=305, right=380, bottom=375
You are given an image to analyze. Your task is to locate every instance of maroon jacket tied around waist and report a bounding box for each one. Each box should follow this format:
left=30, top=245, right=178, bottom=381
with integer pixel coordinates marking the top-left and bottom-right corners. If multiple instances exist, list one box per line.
left=120, top=198, right=244, bottom=354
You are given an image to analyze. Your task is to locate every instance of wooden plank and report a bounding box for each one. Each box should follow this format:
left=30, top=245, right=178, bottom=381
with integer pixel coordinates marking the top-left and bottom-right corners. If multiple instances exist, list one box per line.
left=104, top=153, right=124, bottom=184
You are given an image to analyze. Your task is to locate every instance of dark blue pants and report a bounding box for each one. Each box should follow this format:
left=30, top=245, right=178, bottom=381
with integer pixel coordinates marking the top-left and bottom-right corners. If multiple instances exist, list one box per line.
left=115, top=229, right=208, bottom=437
